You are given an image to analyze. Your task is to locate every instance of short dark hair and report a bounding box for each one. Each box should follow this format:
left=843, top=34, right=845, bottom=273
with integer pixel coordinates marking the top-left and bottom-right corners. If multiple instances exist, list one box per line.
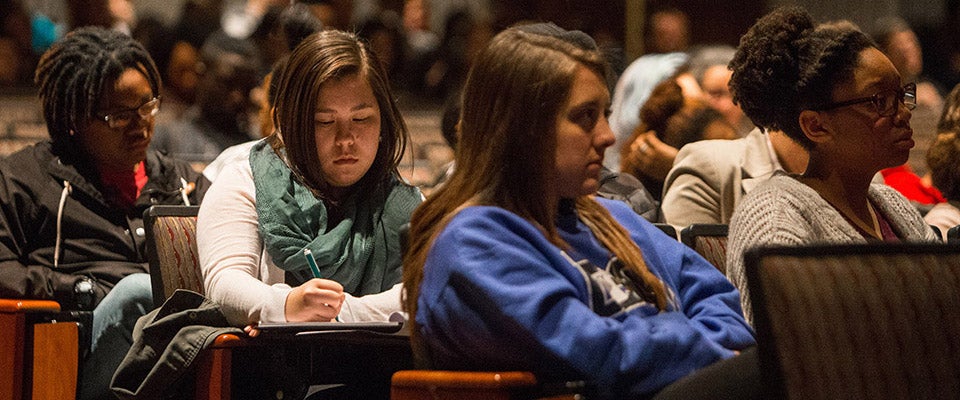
left=272, top=30, right=407, bottom=198
left=728, top=6, right=875, bottom=149
left=34, top=26, right=161, bottom=152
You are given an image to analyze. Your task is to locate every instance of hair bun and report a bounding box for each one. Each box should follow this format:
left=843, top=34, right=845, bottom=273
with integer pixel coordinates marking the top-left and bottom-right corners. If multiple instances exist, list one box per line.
left=728, top=5, right=814, bottom=133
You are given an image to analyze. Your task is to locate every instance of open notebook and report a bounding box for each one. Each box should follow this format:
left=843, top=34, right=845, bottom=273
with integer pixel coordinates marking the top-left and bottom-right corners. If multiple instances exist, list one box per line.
left=256, top=321, right=404, bottom=334
left=256, top=312, right=407, bottom=335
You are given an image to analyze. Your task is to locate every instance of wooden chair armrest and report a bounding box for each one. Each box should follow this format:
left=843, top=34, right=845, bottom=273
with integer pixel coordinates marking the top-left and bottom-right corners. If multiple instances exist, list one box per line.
left=0, top=298, right=62, bottom=313
left=391, top=370, right=538, bottom=400
left=210, top=332, right=246, bottom=348
left=0, top=299, right=77, bottom=400
left=392, top=370, right=538, bottom=388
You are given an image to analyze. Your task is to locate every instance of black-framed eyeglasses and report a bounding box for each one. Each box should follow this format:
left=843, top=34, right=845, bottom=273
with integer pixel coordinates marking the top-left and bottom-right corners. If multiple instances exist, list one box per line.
left=98, top=97, right=161, bottom=129
left=816, top=83, right=916, bottom=117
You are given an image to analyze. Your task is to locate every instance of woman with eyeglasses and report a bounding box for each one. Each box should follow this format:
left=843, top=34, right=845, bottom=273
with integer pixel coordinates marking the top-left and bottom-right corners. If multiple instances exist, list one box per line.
left=725, top=6, right=940, bottom=325
left=0, top=27, right=208, bottom=399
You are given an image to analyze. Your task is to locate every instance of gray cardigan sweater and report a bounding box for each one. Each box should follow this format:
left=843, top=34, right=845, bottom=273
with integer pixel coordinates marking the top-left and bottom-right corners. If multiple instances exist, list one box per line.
left=727, top=174, right=939, bottom=325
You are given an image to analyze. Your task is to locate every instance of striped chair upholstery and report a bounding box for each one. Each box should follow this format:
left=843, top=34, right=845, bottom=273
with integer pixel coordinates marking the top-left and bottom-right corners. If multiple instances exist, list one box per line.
left=143, top=205, right=202, bottom=308
left=679, top=224, right=728, bottom=274
left=745, top=243, right=960, bottom=399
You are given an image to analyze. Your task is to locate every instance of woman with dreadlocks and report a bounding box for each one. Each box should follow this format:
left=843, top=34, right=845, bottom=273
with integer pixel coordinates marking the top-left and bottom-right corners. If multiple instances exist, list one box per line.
left=0, top=27, right=207, bottom=399
left=402, top=25, right=755, bottom=400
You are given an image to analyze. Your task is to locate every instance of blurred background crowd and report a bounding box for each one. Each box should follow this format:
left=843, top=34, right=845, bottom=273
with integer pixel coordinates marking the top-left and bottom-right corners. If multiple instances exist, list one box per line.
left=2, top=0, right=960, bottom=195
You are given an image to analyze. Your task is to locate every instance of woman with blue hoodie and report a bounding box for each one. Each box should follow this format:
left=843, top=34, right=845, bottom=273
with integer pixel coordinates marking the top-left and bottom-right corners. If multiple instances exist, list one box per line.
left=401, top=24, right=756, bottom=400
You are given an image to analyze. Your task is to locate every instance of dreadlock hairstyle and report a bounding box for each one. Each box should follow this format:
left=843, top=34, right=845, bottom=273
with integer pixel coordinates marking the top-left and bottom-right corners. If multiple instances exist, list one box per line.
left=727, top=5, right=876, bottom=149
left=269, top=29, right=407, bottom=200
left=402, top=27, right=672, bottom=356
left=34, top=26, right=160, bottom=155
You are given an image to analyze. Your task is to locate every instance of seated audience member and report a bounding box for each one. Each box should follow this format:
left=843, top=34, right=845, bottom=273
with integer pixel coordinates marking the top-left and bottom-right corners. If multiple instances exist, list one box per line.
left=688, top=44, right=754, bottom=136
left=619, top=78, right=738, bottom=200
left=204, top=5, right=325, bottom=183
left=871, top=17, right=944, bottom=205
left=724, top=6, right=939, bottom=325
left=605, top=52, right=691, bottom=171
left=357, top=10, right=406, bottom=87
left=0, top=0, right=38, bottom=87
left=924, top=133, right=960, bottom=239
left=924, top=83, right=960, bottom=239
left=201, top=56, right=287, bottom=183
left=0, top=27, right=207, bottom=400
left=644, top=7, right=691, bottom=54
left=871, top=16, right=943, bottom=110
left=197, top=30, right=422, bottom=329
left=402, top=25, right=756, bottom=400
left=152, top=31, right=263, bottom=165
left=596, top=165, right=662, bottom=222
left=661, top=126, right=808, bottom=227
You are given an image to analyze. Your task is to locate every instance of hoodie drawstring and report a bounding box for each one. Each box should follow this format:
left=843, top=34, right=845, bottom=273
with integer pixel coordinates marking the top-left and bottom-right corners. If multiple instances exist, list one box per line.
left=179, top=177, right=191, bottom=206
left=54, top=175, right=191, bottom=267
left=54, top=180, right=72, bottom=267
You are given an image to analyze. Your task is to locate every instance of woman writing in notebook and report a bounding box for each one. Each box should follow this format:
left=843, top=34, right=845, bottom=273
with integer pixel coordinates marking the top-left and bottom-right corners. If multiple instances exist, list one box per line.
left=197, top=30, right=421, bottom=329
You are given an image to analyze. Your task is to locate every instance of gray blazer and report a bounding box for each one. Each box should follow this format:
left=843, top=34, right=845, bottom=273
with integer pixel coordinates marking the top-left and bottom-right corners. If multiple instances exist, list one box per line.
left=661, top=128, right=776, bottom=227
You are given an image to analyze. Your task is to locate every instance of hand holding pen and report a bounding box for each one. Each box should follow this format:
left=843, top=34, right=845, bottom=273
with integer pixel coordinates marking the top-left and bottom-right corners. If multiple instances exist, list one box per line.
left=303, top=249, right=342, bottom=322
left=249, top=249, right=345, bottom=335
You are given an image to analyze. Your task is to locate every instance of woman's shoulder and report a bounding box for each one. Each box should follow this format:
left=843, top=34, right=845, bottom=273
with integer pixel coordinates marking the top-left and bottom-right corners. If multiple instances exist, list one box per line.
left=869, top=182, right=924, bottom=215
left=742, top=173, right=810, bottom=201
left=429, top=206, right=556, bottom=266
left=595, top=196, right=648, bottom=224
left=733, top=174, right=821, bottom=223
left=443, top=205, right=534, bottom=231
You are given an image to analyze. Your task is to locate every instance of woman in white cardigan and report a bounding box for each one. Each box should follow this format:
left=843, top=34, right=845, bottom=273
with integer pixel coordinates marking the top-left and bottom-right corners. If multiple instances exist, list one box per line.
left=724, top=6, right=939, bottom=325
left=197, top=30, right=421, bottom=329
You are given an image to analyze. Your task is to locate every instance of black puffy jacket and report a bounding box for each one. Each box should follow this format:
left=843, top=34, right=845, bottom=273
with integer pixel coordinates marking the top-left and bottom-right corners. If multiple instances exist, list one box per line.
left=0, top=140, right=209, bottom=310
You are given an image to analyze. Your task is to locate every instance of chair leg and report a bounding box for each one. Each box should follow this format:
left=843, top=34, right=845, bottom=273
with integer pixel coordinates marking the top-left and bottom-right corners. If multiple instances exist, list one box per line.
left=195, top=347, right=232, bottom=400
left=31, top=321, right=79, bottom=399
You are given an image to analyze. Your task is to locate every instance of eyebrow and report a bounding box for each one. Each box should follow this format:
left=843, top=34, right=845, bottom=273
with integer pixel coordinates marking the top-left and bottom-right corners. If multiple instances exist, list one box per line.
left=103, top=94, right=155, bottom=112
left=570, top=98, right=608, bottom=113
left=315, top=102, right=375, bottom=113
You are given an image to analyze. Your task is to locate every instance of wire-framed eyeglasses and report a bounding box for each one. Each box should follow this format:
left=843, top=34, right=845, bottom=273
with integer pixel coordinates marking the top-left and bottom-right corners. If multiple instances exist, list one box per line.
left=816, top=83, right=916, bottom=117
left=98, top=97, right=161, bottom=129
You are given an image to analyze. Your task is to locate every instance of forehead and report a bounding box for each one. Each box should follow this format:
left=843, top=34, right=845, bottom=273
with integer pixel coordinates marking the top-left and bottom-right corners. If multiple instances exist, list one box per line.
left=846, top=47, right=901, bottom=93
left=566, top=66, right=609, bottom=104
left=99, top=68, right=153, bottom=109
left=316, top=73, right=378, bottom=106
left=701, top=65, right=732, bottom=86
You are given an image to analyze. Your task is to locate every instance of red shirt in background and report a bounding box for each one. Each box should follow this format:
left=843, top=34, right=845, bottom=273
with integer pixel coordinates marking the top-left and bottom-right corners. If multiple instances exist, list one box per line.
left=881, top=164, right=945, bottom=205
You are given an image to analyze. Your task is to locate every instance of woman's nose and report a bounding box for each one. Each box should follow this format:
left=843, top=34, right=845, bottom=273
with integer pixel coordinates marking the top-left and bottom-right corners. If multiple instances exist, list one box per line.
left=596, top=118, right=616, bottom=149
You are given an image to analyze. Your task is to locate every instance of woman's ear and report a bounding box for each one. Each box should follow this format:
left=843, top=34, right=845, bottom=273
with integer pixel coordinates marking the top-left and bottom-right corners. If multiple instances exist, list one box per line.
left=798, top=109, right=832, bottom=144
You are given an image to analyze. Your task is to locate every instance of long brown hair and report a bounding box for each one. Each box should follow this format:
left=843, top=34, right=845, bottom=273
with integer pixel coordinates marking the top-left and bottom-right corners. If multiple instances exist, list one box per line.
left=402, top=27, right=671, bottom=353
left=269, top=30, right=408, bottom=197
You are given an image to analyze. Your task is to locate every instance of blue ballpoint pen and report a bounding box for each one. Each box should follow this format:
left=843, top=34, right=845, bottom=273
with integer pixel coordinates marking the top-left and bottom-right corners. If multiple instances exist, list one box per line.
left=302, top=248, right=341, bottom=322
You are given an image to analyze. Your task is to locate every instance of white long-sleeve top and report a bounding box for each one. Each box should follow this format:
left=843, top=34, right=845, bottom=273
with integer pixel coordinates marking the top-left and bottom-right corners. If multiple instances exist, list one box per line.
left=197, top=157, right=402, bottom=326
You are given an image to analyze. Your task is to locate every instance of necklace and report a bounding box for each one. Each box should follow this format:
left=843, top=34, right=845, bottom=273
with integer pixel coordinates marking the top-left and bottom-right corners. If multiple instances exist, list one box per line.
left=799, top=177, right=881, bottom=240
left=837, top=200, right=882, bottom=240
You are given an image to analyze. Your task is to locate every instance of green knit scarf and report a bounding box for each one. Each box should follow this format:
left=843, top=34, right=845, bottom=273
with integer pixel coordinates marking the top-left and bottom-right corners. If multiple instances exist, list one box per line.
left=249, top=141, right=422, bottom=295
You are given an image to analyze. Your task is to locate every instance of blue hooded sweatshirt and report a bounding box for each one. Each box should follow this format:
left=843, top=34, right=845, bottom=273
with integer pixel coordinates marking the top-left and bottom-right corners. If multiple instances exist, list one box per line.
left=415, top=197, right=754, bottom=399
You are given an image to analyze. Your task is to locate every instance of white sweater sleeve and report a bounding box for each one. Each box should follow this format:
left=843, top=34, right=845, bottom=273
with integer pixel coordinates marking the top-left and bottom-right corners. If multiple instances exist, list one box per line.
left=339, top=282, right=405, bottom=322
left=197, top=160, right=291, bottom=326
